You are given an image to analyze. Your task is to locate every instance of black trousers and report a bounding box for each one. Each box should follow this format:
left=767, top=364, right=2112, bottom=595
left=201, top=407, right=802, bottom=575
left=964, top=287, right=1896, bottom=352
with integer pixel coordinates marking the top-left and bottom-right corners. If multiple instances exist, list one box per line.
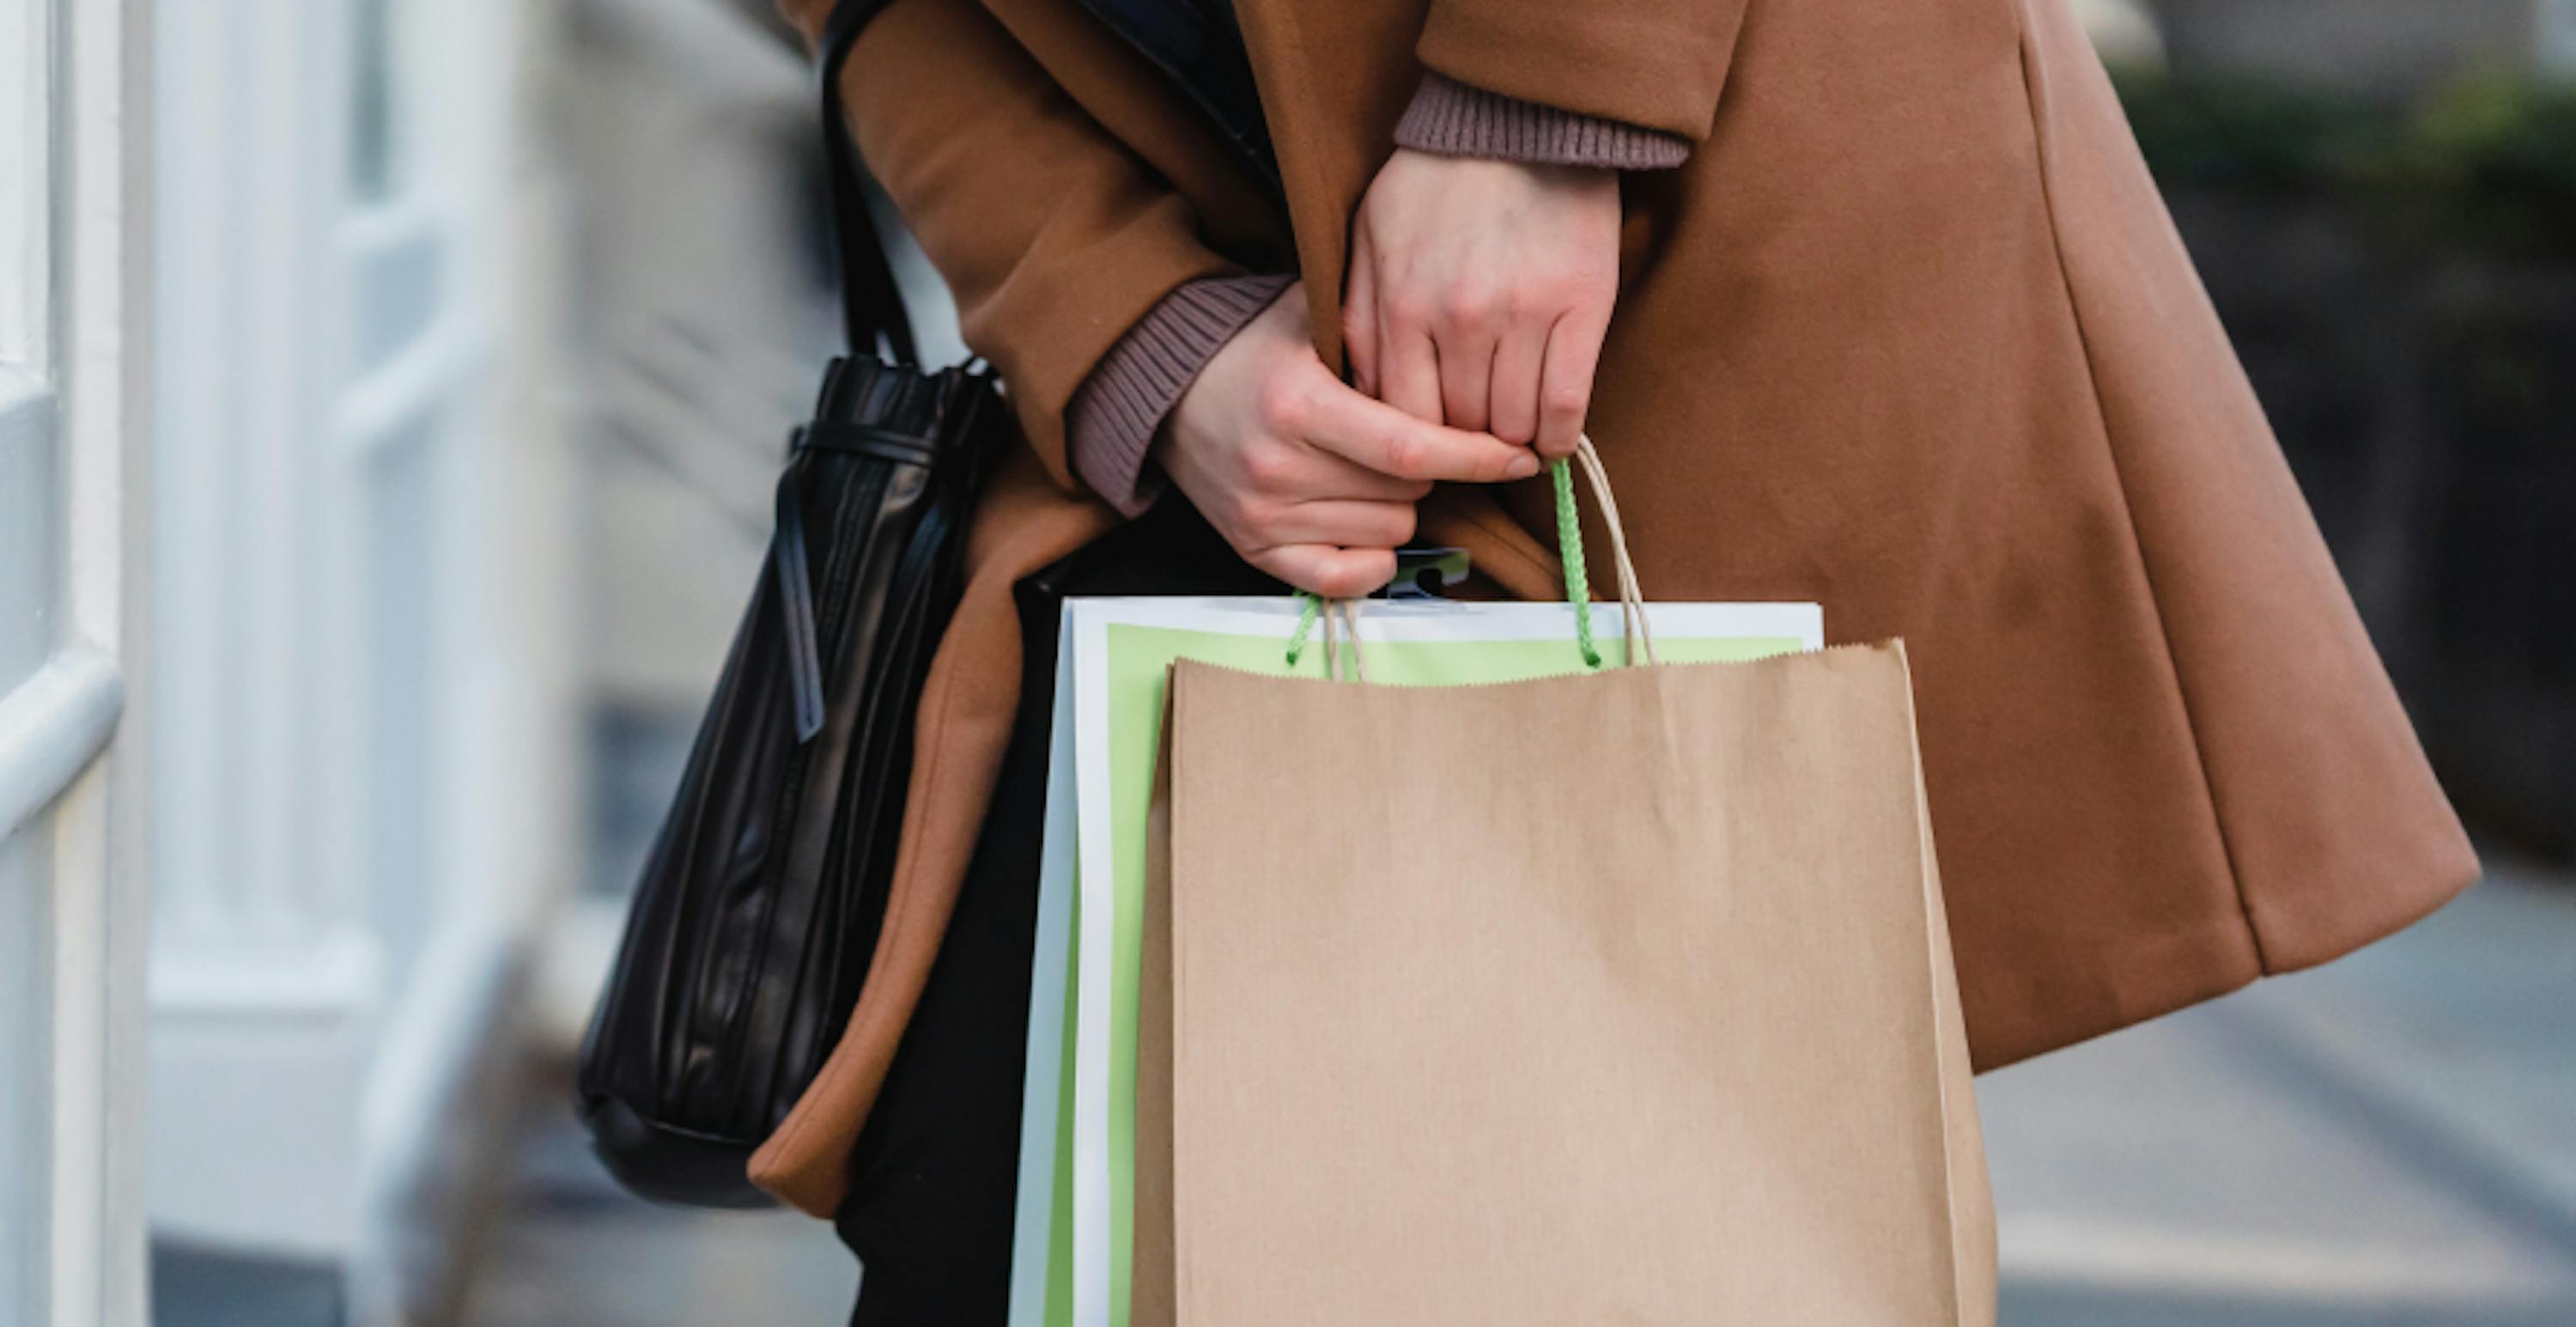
left=838, top=502, right=1276, bottom=1325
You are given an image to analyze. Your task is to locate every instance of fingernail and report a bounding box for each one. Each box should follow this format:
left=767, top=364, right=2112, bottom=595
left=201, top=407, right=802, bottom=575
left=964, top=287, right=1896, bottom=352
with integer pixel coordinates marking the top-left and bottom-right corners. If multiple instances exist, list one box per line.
left=1508, top=453, right=1540, bottom=478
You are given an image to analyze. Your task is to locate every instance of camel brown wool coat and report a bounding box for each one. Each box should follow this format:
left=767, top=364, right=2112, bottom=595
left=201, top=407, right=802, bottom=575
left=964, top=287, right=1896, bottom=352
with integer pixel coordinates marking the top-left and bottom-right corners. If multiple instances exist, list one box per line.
left=751, top=0, right=2480, bottom=1214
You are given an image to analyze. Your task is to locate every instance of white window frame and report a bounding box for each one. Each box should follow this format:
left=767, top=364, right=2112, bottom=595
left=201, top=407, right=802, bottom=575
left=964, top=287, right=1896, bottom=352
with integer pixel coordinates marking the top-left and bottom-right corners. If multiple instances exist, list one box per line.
left=0, top=0, right=151, bottom=1324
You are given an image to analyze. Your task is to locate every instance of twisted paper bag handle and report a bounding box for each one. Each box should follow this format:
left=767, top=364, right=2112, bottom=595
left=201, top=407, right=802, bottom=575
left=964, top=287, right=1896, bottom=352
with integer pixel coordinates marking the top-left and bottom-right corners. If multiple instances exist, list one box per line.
left=1285, top=435, right=1656, bottom=678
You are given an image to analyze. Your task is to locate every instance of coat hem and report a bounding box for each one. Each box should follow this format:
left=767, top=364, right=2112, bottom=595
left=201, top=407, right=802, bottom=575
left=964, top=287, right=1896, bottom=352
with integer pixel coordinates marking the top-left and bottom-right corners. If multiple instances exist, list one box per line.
left=2010, top=10, right=2272, bottom=977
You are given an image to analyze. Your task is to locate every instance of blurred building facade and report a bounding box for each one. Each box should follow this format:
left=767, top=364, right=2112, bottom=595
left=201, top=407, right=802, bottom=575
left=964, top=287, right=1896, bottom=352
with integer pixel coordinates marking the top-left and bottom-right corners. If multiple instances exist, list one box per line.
left=128, top=0, right=956, bottom=1319
left=2159, top=0, right=2576, bottom=89
left=137, top=0, right=580, bottom=1323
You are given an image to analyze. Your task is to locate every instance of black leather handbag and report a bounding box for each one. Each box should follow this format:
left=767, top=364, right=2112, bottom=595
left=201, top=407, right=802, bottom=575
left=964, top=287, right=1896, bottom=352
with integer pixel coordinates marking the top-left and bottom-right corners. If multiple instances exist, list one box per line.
left=575, top=0, right=1001, bottom=1208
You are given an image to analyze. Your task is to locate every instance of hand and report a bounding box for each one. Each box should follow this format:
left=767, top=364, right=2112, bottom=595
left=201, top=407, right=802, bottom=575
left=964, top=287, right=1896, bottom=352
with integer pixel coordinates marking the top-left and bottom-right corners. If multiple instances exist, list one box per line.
left=1345, top=149, right=1620, bottom=459
left=1160, top=283, right=1542, bottom=597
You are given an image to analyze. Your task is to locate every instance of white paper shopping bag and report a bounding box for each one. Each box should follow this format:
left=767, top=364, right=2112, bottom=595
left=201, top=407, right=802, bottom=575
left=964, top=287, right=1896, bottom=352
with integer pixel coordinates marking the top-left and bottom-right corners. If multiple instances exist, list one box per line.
left=1010, top=595, right=1824, bottom=1327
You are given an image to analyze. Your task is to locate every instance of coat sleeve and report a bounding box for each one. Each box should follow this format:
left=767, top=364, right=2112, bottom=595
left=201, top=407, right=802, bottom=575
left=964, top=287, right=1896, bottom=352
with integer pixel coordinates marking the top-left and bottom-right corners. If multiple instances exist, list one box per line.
left=1413, top=0, right=1753, bottom=143
left=783, top=0, right=1249, bottom=490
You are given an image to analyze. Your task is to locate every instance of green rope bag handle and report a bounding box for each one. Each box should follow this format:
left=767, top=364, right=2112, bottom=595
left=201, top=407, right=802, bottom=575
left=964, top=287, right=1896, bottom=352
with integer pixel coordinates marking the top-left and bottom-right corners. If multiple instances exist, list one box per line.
left=1285, top=592, right=1325, bottom=667
left=1285, top=453, right=1604, bottom=669
left=1552, top=456, right=1601, bottom=669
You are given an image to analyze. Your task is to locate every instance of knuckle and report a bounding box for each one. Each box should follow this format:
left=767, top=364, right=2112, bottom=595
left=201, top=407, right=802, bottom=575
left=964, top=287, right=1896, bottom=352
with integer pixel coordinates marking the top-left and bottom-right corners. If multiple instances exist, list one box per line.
left=1219, top=488, right=1267, bottom=535
left=1441, top=288, right=1492, bottom=329
left=1543, top=382, right=1590, bottom=420
left=1236, top=495, right=1284, bottom=539
left=1382, top=430, right=1429, bottom=478
left=1255, top=375, right=1309, bottom=435
left=1240, top=441, right=1292, bottom=492
left=1325, top=559, right=1385, bottom=600
left=1550, top=267, right=1606, bottom=306
left=1384, top=292, right=1434, bottom=331
left=1256, top=551, right=1307, bottom=588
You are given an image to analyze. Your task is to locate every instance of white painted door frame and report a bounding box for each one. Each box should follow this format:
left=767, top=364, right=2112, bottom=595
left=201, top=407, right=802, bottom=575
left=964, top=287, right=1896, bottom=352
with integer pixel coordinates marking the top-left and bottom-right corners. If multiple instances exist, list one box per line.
left=0, top=0, right=153, bottom=1324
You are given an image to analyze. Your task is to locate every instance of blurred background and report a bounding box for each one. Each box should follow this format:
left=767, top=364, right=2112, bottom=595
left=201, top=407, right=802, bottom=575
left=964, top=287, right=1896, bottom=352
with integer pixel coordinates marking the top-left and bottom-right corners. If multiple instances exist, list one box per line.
left=0, top=0, right=2568, bottom=1324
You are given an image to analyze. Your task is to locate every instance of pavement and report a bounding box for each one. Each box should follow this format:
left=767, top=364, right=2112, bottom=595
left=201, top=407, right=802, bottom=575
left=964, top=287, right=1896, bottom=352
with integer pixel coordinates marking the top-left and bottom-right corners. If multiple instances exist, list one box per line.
left=444, top=861, right=2576, bottom=1326
left=452, top=1074, right=858, bottom=1327
left=1984, top=860, right=2576, bottom=1324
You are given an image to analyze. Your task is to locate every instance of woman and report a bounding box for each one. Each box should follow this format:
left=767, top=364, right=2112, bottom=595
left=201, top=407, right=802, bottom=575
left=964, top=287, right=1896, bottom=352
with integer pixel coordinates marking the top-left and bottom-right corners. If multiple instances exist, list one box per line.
left=752, top=0, right=2481, bottom=1318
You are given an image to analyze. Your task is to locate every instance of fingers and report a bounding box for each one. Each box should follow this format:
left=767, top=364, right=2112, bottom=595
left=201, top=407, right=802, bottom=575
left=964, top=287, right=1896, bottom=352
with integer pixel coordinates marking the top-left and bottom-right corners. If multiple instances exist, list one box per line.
left=1247, top=374, right=1439, bottom=501
left=1201, top=380, right=1430, bottom=555
left=1378, top=301, right=1445, bottom=427
left=1298, top=447, right=1436, bottom=503
left=1303, top=384, right=1540, bottom=484
left=1163, top=285, right=1427, bottom=601
left=1340, top=149, right=1622, bottom=455
left=1433, top=293, right=1498, bottom=433
left=1253, top=498, right=1418, bottom=551
left=1534, top=311, right=1607, bottom=461
left=1343, top=231, right=1380, bottom=396
left=1255, top=545, right=1398, bottom=600
left=1486, top=325, right=1548, bottom=445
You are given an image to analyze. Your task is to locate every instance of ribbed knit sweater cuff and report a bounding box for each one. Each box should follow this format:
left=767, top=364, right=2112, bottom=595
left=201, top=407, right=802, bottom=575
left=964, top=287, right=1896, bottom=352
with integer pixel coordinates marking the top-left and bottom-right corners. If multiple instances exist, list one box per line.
left=1068, top=273, right=1293, bottom=517
left=1394, top=74, right=1691, bottom=170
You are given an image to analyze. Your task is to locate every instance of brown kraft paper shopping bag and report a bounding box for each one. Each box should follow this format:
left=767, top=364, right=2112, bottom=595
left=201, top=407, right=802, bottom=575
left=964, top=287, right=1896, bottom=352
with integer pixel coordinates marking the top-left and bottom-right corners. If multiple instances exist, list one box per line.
left=1134, top=685, right=1180, bottom=1327
left=1137, top=441, right=1995, bottom=1324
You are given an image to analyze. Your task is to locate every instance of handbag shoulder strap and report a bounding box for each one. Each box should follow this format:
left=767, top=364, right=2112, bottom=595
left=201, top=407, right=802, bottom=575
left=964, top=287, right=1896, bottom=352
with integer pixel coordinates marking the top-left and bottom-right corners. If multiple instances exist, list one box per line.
left=817, top=1, right=919, bottom=365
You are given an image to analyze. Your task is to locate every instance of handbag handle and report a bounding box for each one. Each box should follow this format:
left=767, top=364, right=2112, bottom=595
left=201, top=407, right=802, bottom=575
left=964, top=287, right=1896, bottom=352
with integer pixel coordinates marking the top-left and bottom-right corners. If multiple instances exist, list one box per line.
left=817, top=0, right=918, bottom=364
left=1287, top=435, right=1658, bottom=675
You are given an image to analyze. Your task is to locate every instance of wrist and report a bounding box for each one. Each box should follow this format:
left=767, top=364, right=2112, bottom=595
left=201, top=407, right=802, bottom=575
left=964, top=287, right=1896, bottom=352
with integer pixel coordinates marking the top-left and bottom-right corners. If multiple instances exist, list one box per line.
left=1068, top=274, right=1292, bottom=516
